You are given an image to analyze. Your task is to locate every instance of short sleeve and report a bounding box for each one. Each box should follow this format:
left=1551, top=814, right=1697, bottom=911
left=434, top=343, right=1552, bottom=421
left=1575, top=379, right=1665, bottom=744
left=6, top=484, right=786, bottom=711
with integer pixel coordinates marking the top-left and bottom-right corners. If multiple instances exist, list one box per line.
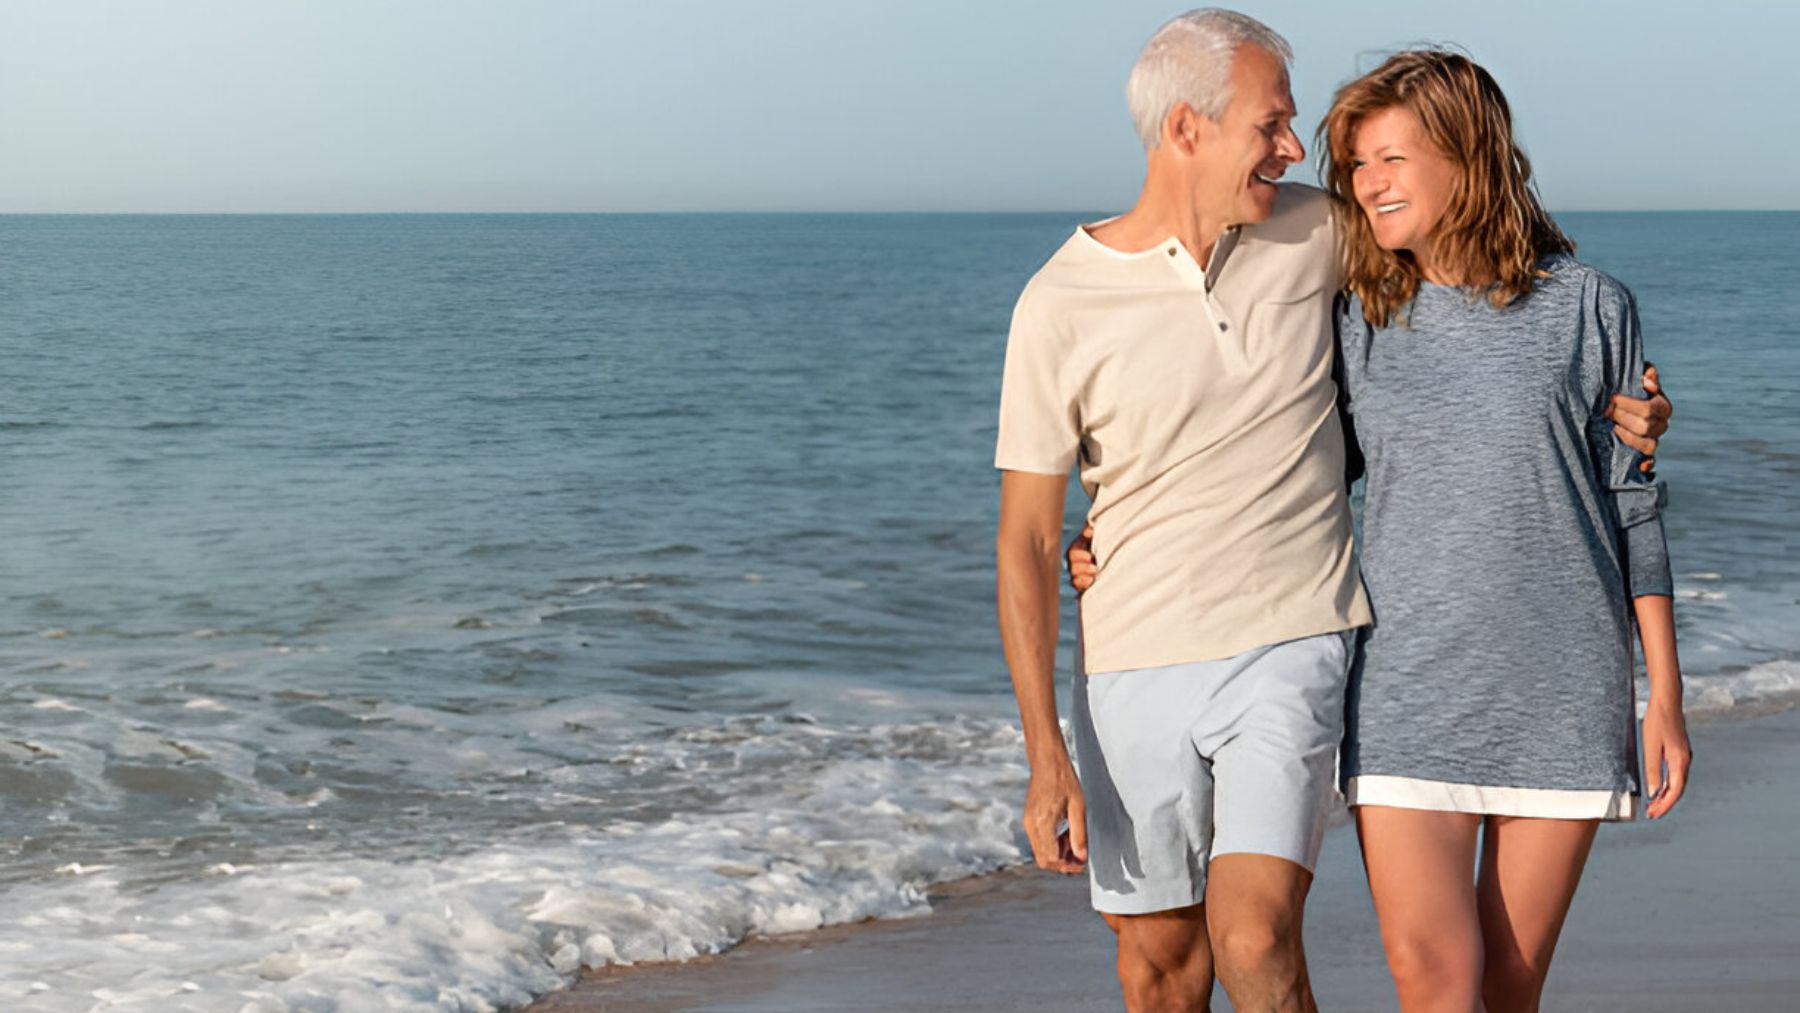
left=1591, top=275, right=1673, bottom=598
left=994, top=284, right=1080, bottom=475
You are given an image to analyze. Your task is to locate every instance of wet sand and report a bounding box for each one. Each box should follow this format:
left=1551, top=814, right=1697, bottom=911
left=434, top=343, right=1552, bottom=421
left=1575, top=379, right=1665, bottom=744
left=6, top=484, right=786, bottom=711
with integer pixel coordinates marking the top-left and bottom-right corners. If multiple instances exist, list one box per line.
left=527, top=702, right=1800, bottom=1011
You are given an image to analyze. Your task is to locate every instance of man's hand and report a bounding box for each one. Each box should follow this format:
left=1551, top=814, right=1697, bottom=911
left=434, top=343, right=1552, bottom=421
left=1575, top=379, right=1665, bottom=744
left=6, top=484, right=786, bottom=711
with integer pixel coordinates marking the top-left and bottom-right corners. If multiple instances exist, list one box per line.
left=1024, top=755, right=1088, bottom=873
left=1606, top=364, right=1672, bottom=472
left=1066, top=525, right=1097, bottom=594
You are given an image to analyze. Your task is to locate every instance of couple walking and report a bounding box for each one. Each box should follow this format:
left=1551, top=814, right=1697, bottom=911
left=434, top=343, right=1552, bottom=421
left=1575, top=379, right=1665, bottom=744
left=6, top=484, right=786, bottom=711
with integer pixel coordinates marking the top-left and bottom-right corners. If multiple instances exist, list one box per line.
left=993, top=9, right=1688, bottom=1011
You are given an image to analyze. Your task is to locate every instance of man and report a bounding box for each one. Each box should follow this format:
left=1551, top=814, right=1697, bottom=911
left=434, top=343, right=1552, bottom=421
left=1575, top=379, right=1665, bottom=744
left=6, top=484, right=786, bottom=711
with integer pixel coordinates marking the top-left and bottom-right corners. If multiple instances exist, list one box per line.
left=993, top=10, right=1669, bottom=1011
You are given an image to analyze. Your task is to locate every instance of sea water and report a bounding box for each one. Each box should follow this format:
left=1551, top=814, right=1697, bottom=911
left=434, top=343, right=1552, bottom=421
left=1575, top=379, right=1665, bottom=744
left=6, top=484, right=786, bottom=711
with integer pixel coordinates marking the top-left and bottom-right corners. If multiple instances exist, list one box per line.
left=0, top=211, right=1794, bottom=1010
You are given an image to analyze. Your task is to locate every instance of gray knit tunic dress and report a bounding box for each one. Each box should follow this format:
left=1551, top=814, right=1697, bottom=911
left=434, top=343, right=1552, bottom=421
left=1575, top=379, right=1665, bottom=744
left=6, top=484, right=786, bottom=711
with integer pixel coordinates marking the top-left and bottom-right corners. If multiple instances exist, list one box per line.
left=1336, top=255, right=1672, bottom=819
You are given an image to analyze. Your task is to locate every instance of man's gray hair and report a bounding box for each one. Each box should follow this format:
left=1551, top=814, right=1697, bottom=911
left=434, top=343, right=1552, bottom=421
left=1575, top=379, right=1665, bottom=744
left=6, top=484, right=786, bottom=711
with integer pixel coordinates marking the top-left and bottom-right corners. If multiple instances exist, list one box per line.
left=1127, top=8, right=1293, bottom=150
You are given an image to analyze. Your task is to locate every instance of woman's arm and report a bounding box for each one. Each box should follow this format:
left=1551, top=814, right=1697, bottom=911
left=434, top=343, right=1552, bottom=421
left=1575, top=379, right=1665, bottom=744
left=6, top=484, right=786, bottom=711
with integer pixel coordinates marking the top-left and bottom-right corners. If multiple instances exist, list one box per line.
left=1588, top=275, right=1689, bottom=817
left=1634, top=594, right=1690, bottom=818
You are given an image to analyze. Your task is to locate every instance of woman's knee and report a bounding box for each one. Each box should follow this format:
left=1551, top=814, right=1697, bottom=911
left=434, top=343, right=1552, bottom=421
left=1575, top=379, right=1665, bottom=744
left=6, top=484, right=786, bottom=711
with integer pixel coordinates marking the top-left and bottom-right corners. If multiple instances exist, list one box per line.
left=1382, top=930, right=1483, bottom=998
left=1481, top=945, right=1550, bottom=1011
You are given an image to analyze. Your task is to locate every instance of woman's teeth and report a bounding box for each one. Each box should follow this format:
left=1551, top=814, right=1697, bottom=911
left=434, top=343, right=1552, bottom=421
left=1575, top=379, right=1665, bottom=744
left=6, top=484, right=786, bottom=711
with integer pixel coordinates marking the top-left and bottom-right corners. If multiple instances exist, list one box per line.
left=1377, top=201, right=1408, bottom=214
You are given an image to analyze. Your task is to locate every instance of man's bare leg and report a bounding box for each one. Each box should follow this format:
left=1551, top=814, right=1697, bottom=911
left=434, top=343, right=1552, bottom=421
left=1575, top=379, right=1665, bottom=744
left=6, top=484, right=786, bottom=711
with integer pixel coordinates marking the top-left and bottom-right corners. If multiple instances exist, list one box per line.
left=1103, top=904, right=1214, bottom=1012
left=1203, top=853, right=1316, bottom=1013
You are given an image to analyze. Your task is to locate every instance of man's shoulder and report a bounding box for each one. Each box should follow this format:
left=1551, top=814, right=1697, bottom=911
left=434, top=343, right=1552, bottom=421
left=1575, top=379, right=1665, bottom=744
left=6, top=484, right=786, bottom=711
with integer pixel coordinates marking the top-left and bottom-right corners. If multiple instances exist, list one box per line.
left=1244, top=183, right=1334, bottom=246
left=1014, top=226, right=1121, bottom=307
left=1227, top=184, right=1341, bottom=297
left=1031, top=226, right=1110, bottom=279
left=1274, top=182, right=1333, bottom=218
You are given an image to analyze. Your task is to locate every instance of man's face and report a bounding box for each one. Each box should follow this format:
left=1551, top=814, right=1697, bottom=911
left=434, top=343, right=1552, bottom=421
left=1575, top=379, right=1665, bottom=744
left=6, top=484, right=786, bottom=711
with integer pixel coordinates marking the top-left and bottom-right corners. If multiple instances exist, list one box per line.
left=1193, top=44, right=1303, bottom=226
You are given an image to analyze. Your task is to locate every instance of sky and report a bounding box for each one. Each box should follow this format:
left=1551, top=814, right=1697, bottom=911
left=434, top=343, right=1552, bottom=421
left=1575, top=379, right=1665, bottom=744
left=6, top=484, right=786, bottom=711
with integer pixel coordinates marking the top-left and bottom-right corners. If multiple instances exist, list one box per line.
left=2, top=0, right=1795, bottom=213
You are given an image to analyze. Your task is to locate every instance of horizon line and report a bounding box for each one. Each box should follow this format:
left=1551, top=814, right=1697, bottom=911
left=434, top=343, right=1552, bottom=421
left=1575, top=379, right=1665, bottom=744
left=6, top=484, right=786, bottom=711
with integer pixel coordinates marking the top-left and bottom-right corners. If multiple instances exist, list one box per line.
left=3, top=207, right=1797, bottom=217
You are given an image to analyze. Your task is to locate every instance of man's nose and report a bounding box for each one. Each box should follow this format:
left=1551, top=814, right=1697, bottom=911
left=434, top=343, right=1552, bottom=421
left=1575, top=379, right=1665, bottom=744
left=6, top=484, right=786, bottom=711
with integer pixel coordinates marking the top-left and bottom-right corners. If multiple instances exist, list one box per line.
left=1278, top=126, right=1305, bottom=164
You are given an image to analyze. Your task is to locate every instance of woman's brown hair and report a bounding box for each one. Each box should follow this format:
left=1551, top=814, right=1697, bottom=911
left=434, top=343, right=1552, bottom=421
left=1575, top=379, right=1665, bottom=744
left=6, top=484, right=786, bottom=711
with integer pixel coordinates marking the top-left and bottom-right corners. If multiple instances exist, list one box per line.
left=1319, top=49, right=1573, bottom=327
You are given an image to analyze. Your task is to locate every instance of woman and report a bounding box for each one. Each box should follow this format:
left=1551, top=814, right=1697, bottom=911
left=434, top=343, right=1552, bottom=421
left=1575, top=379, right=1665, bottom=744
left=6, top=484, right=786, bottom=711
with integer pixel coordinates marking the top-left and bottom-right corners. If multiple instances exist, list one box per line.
left=1069, top=48, right=1691, bottom=1012
left=1322, top=50, right=1690, bottom=1012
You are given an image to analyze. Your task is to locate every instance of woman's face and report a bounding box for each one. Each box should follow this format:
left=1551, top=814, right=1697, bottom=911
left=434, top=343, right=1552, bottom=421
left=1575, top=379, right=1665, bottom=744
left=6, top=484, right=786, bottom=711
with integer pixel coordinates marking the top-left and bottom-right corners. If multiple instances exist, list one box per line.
left=1349, top=105, right=1461, bottom=276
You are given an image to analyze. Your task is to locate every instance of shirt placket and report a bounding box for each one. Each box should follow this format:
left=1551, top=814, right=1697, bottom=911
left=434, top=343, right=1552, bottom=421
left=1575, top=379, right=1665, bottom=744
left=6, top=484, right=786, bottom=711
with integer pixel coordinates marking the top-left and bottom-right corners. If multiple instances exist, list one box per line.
left=1164, top=231, right=1246, bottom=371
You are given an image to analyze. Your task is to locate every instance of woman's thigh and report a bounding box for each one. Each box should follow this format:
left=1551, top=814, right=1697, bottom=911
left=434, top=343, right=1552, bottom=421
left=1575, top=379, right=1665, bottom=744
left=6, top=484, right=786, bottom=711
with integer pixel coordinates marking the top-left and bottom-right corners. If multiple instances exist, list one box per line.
left=1476, top=815, right=1599, bottom=978
left=1355, top=806, right=1486, bottom=1007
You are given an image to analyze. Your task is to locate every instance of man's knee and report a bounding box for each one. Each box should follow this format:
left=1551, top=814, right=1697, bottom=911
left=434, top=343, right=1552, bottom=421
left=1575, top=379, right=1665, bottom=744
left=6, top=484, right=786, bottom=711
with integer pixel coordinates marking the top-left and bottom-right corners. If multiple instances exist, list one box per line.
left=1109, top=905, right=1208, bottom=960
left=1106, top=906, right=1212, bottom=992
left=1204, top=854, right=1308, bottom=976
left=1209, top=906, right=1297, bottom=977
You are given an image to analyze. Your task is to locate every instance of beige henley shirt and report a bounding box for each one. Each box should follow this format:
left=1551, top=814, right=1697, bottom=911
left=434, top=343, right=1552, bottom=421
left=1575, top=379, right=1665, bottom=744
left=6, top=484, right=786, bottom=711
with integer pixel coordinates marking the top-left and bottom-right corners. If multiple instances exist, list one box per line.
left=996, top=183, right=1371, bottom=674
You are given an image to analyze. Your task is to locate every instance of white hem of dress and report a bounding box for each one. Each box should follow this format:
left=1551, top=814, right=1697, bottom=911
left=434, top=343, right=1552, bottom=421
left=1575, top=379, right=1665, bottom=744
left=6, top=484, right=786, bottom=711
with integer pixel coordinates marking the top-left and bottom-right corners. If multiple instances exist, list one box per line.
left=1344, top=774, right=1637, bottom=821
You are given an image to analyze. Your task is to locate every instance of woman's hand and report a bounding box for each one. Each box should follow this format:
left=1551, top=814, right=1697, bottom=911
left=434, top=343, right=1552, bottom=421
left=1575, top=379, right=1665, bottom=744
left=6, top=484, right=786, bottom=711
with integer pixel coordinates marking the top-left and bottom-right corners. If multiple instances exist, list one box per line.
left=1642, top=696, right=1692, bottom=819
left=1066, top=525, right=1097, bottom=593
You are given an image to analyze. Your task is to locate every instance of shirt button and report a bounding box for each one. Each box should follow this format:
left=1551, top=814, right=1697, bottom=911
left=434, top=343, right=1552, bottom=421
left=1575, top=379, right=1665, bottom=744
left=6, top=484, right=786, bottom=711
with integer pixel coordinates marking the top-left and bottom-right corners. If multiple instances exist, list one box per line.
left=1167, top=247, right=1177, bottom=256
left=1218, top=321, right=1229, bottom=331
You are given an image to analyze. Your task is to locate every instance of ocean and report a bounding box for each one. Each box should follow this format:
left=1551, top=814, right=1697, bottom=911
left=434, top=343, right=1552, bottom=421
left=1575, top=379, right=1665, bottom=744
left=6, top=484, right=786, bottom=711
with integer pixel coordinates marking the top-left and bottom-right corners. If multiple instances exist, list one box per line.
left=1, top=211, right=1795, bottom=1010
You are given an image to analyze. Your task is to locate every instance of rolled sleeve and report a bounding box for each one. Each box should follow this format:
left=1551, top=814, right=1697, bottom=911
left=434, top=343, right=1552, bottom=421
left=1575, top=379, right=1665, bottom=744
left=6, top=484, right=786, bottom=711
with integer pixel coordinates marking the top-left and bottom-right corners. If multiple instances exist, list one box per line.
left=1595, top=281, right=1673, bottom=598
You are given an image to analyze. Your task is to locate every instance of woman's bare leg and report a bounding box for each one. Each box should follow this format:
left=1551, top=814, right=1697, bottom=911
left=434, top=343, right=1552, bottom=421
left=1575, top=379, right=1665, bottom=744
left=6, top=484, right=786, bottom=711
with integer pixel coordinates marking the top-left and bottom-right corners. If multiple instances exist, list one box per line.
left=1355, top=806, right=1485, bottom=1013
left=1476, top=815, right=1599, bottom=1013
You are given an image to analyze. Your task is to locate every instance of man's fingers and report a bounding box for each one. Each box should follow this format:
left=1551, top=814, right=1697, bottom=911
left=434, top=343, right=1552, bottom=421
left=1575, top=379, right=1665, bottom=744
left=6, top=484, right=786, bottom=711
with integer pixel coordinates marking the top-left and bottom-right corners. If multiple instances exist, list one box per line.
left=1613, top=426, right=1656, bottom=456
left=1644, top=364, right=1661, bottom=396
left=1608, top=396, right=1652, bottom=432
left=1606, top=393, right=1650, bottom=423
left=1024, top=791, right=1084, bottom=873
left=1024, top=811, right=1059, bottom=868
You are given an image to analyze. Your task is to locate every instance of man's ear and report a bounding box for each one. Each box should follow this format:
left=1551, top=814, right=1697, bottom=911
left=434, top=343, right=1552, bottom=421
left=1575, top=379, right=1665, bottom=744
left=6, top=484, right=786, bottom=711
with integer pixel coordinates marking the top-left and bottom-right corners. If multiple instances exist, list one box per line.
left=1162, top=101, right=1211, bottom=155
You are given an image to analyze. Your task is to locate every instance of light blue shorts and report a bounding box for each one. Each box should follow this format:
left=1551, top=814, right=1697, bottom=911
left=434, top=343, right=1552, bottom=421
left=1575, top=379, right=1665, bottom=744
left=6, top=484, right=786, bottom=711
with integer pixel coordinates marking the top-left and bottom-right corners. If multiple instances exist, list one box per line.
left=1072, top=631, right=1352, bottom=915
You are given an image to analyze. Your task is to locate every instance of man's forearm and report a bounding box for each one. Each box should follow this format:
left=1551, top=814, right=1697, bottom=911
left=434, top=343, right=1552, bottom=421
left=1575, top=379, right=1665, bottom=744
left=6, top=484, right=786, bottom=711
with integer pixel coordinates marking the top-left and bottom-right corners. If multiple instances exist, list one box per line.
left=996, top=534, right=1068, bottom=767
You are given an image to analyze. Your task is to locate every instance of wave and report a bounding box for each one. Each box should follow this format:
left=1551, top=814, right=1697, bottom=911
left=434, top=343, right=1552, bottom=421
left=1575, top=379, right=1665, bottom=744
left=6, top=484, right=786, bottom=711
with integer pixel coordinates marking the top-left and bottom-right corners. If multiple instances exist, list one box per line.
left=1674, top=658, right=1800, bottom=717
left=0, top=715, right=1029, bottom=1011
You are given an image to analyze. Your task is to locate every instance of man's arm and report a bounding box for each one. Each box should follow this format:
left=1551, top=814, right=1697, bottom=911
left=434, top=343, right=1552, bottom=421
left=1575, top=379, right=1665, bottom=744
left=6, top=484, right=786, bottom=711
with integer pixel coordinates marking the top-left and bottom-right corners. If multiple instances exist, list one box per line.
left=1607, top=364, right=1673, bottom=470
left=996, top=470, right=1086, bottom=874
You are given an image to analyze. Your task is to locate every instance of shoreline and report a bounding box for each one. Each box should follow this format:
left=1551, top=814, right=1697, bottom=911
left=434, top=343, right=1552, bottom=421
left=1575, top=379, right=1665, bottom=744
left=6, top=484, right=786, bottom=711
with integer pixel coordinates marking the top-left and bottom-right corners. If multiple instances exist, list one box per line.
left=526, top=700, right=1800, bottom=1011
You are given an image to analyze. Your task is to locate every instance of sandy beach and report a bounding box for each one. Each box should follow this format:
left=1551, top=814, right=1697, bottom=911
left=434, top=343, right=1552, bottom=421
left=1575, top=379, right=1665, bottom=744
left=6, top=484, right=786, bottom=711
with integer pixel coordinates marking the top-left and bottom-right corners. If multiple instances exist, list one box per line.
left=527, top=701, right=1800, bottom=1012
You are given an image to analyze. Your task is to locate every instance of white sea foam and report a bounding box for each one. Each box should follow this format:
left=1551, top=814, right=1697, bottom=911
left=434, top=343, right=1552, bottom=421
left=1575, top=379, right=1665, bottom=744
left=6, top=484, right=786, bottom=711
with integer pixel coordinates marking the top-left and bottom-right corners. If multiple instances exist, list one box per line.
left=0, top=715, right=1029, bottom=1012
left=1672, top=658, right=1800, bottom=717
